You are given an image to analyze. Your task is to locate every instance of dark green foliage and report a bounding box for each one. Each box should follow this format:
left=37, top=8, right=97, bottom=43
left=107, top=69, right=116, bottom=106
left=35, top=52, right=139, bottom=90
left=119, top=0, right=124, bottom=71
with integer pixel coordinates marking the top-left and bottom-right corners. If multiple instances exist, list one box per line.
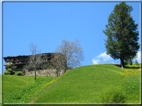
left=4, top=69, right=15, bottom=75
left=4, top=70, right=9, bottom=75
left=124, top=58, right=133, bottom=65
left=103, top=2, right=139, bottom=68
left=15, top=71, right=23, bottom=76
left=4, top=65, right=15, bottom=75
left=101, top=87, right=127, bottom=103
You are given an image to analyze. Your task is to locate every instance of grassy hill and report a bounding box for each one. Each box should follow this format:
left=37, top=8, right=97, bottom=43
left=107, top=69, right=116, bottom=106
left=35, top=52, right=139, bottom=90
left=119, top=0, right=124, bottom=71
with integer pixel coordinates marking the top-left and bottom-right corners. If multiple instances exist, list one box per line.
left=0, top=75, right=2, bottom=106
left=3, top=64, right=140, bottom=104
left=3, top=75, right=55, bottom=103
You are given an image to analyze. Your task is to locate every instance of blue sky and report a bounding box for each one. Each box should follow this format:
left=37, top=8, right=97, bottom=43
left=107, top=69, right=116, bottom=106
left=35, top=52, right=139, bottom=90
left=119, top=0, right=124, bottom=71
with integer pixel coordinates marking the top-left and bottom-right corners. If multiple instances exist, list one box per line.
left=2, top=1, right=141, bottom=73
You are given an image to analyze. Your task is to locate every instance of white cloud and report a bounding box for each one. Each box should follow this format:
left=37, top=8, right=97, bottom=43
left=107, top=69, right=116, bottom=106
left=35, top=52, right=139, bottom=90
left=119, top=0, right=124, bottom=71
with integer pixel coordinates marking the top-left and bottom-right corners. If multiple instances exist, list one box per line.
left=135, top=51, right=141, bottom=63
left=92, top=52, right=114, bottom=64
left=97, top=52, right=113, bottom=61
left=92, top=59, right=100, bottom=64
left=92, top=51, right=141, bottom=65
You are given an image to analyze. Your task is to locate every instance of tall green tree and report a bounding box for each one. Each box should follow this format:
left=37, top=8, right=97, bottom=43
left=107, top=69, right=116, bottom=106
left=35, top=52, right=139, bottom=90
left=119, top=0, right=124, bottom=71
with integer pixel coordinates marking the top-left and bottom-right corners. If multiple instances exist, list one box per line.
left=103, top=2, right=139, bottom=68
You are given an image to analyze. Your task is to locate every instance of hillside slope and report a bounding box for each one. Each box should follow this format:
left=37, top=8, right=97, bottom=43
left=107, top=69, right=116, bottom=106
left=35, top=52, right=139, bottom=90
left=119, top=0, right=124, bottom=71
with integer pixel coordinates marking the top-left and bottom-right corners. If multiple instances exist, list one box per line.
left=3, top=75, right=55, bottom=103
left=30, top=64, right=140, bottom=103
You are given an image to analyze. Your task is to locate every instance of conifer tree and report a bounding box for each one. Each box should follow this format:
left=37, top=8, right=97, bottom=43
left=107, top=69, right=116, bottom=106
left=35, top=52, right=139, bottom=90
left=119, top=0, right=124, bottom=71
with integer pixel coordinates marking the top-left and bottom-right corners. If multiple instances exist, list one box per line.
left=103, top=2, right=139, bottom=68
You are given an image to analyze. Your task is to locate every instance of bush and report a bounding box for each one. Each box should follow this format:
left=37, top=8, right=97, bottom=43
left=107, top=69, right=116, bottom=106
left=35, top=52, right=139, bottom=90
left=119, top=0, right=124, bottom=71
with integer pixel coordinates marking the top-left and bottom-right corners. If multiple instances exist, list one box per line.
left=4, top=70, right=9, bottom=75
left=101, top=87, right=127, bottom=103
left=4, top=69, right=15, bottom=75
left=15, top=71, right=23, bottom=76
left=4, top=64, right=16, bottom=75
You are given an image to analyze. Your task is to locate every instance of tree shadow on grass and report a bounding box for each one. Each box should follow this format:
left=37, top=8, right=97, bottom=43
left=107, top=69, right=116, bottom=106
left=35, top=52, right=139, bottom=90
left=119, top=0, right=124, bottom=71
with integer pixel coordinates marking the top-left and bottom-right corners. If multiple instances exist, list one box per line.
left=124, top=66, right=140, bottom=69
left=114, top=64, right=140, bottom=69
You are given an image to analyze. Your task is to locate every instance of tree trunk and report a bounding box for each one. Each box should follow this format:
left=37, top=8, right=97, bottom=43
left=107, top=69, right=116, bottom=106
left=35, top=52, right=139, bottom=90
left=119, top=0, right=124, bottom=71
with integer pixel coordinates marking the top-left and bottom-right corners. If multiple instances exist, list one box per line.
left=130, top=58, right=132, bottom=65
left=120, top=58, right=124, bottom=68
left=35, top=70, right=36, bottom=80
left=64, top=67, right=67, bottom=73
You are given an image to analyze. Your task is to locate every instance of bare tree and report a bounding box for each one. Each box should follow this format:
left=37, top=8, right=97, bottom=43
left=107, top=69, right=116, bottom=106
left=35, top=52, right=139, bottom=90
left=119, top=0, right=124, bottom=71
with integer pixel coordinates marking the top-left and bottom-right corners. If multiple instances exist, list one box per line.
left=56, top=39, right=84, bottom=72
left=50, top=53, right=66, bottom=76
left=24, top=43, right=43, bottom=80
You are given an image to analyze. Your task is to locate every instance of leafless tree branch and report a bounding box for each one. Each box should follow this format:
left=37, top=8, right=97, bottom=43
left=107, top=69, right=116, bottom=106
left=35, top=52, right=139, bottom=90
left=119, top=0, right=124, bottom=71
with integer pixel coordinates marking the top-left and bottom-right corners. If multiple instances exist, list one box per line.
left=56, top=39, right=84, bottom=71
left=24, top=43, right=43, bottom=80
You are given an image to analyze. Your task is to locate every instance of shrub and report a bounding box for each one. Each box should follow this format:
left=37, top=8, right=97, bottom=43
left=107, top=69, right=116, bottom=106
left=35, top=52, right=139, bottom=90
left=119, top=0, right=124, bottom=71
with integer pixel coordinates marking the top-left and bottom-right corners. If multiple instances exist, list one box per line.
left=15, top=71, right=23, bottom=76
left=4, top=64, right=16, bottom=75
left=4, top=69, right=15, bottom=75
left=101, top=87, right=127, bottom=103
left=4, top=70, right=9, bottom=75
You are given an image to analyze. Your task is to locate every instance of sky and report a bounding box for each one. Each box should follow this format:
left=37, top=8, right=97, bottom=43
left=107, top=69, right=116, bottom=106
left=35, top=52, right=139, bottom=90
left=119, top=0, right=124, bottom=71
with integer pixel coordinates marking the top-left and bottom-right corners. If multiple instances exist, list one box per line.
left=2, top=1, right=141, bottom=74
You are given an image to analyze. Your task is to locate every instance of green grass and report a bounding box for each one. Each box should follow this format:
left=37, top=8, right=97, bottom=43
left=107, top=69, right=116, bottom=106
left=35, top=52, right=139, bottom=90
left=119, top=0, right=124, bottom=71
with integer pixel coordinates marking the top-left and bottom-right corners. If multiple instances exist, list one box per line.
left=3, top=64, right=141, bottom=104
left=0, top=74, right=2, bottom=104
left=3, top=75, right=55, bottom=103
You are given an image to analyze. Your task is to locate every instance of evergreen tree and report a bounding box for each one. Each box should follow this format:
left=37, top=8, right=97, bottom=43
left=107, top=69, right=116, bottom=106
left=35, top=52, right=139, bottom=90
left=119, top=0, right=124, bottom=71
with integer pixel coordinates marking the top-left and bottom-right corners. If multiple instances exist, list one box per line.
left=103, top=2, right=139, bottom=68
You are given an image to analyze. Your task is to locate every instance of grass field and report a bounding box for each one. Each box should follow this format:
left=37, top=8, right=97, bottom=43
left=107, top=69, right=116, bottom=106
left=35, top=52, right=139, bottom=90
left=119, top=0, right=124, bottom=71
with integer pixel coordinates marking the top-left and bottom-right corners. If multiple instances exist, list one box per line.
left=0, top=75, right=2, bottom=105
left=3, top=75, right=55, bottom=103
left=3, top=64, right=141, bottom=104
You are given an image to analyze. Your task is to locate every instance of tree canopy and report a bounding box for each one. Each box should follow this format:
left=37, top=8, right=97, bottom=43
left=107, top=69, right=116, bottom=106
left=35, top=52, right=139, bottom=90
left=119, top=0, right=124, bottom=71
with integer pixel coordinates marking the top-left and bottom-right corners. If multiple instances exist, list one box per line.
left=103, top=2, right=139, bottom=68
